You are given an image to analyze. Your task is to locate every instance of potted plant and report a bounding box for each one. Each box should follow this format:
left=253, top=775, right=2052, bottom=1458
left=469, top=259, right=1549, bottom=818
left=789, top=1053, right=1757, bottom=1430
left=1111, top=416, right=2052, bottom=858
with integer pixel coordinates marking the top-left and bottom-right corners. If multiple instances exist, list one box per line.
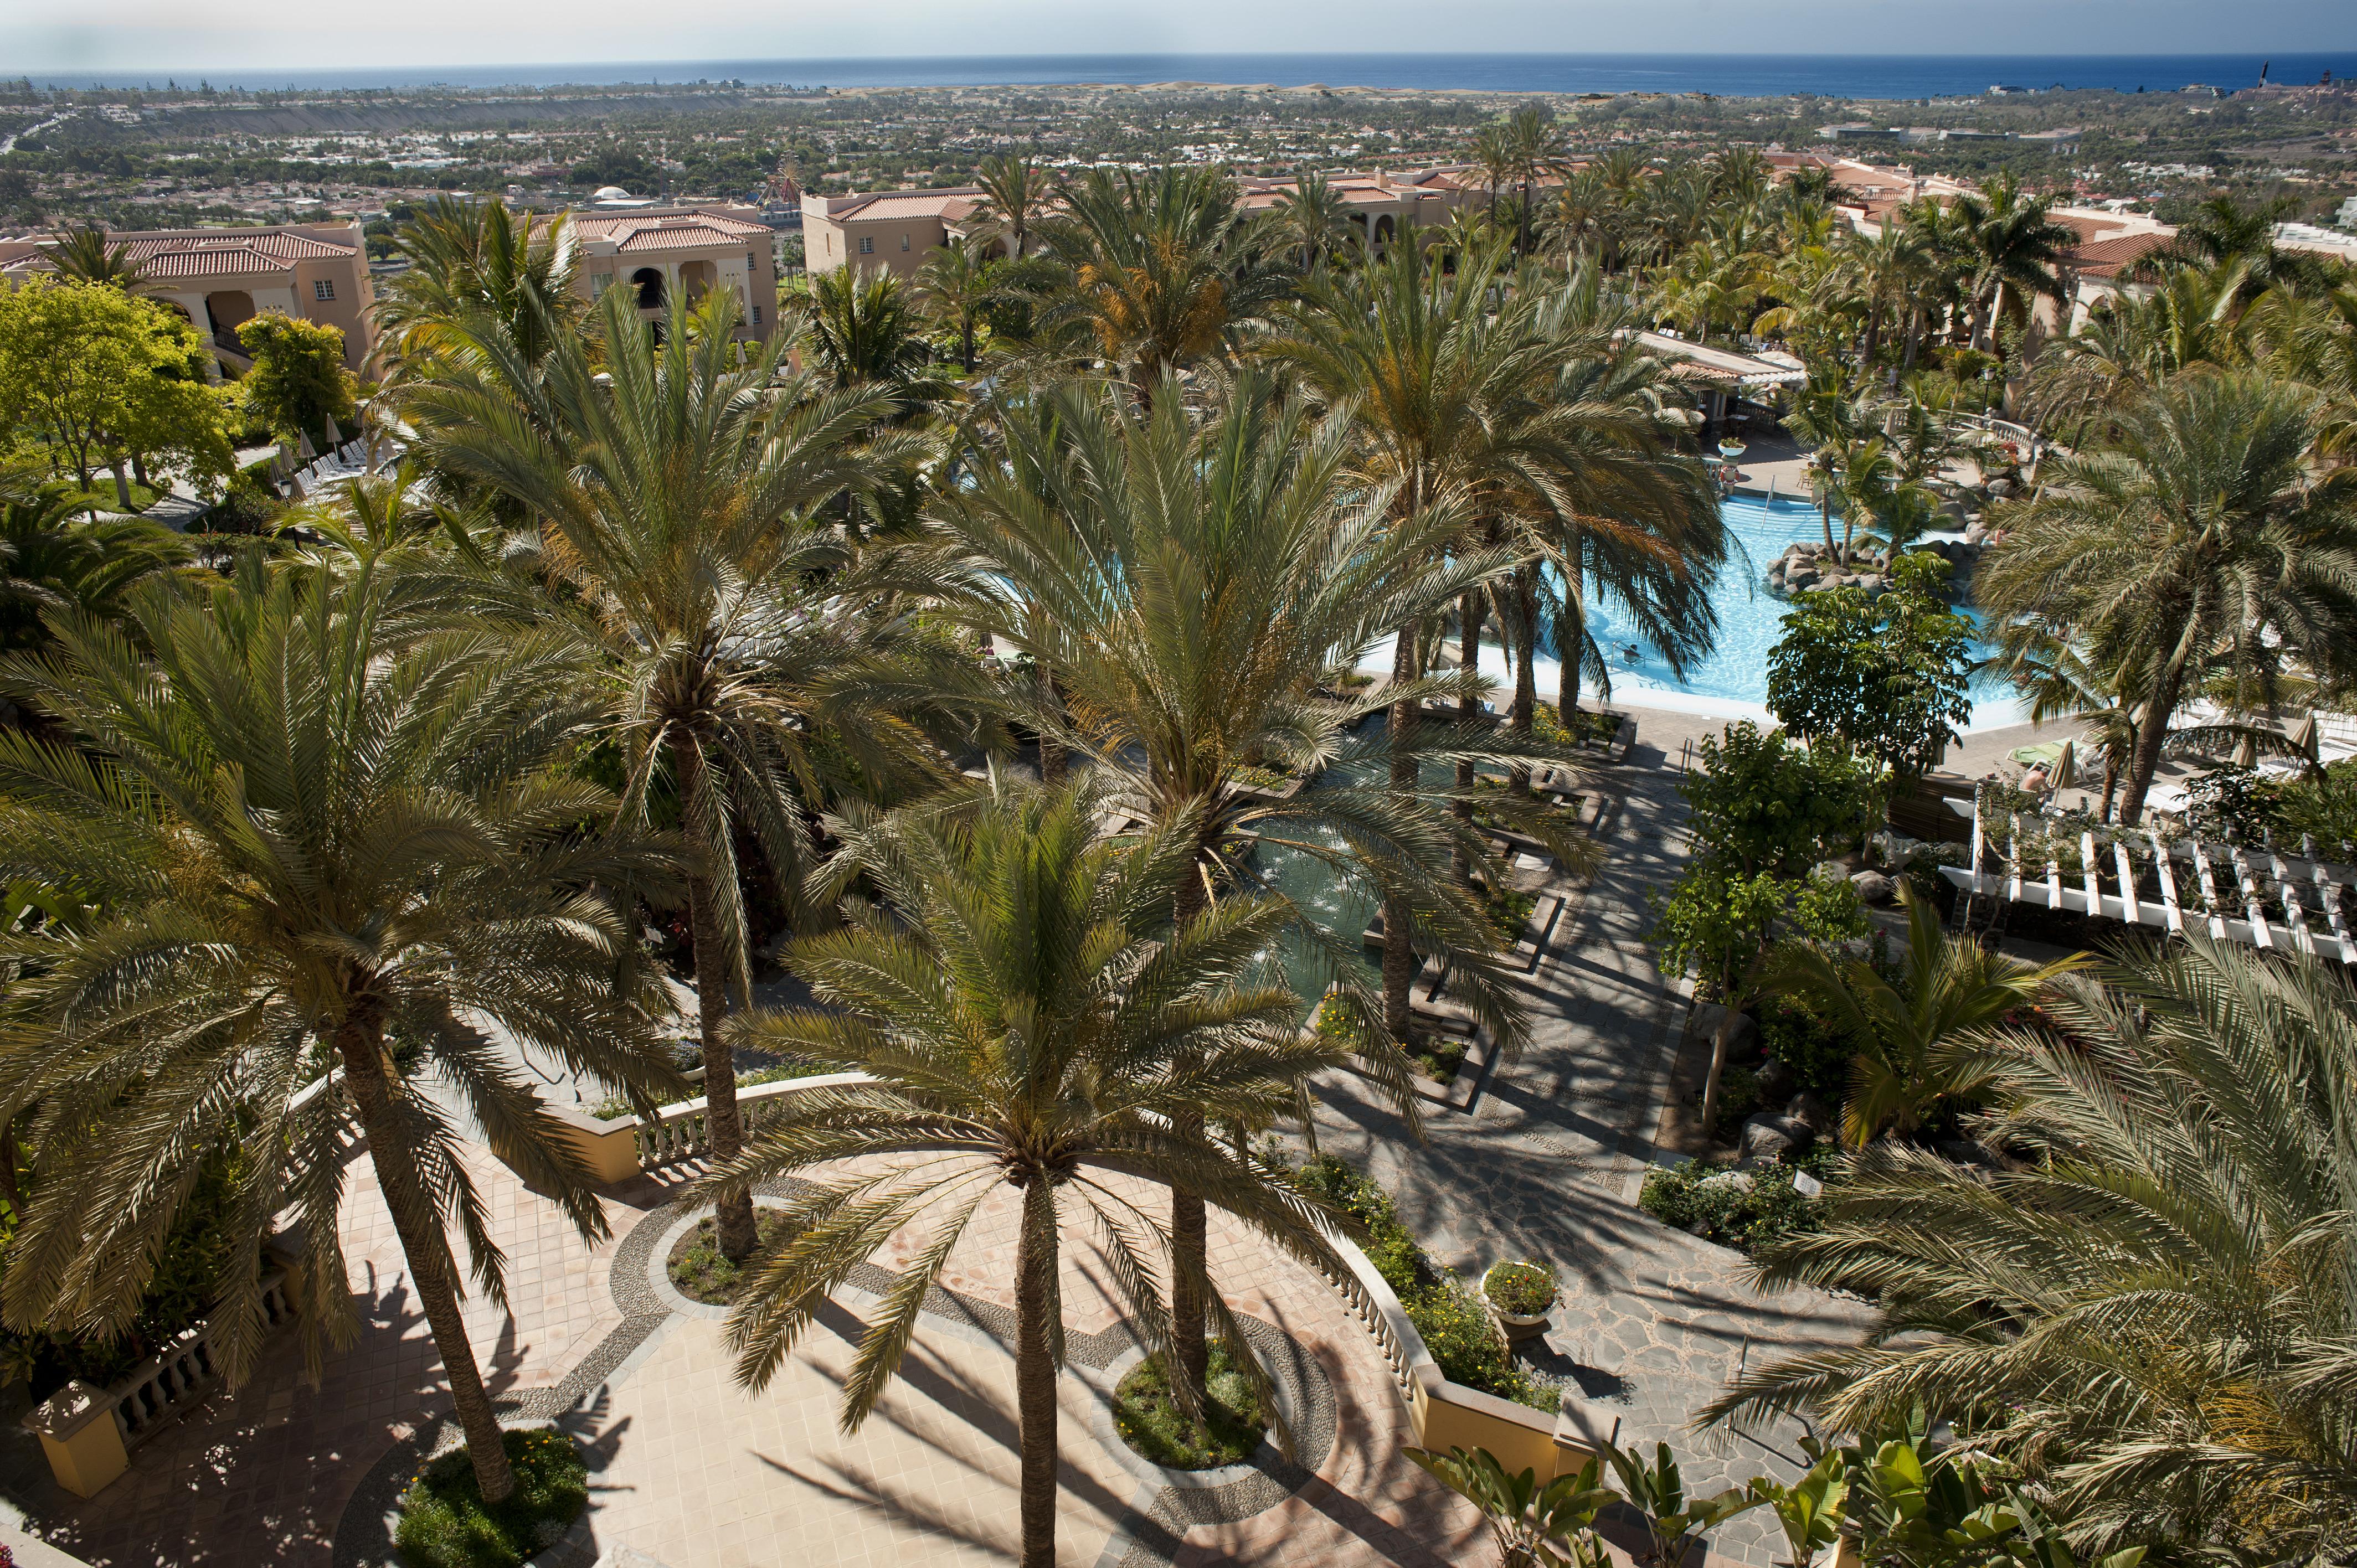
left=1483, top=1260, right=1557, bottom=1342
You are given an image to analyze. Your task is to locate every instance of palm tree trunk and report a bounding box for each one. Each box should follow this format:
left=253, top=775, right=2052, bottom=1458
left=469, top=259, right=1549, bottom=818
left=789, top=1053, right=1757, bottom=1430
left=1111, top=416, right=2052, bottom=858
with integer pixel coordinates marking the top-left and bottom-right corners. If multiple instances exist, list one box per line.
left=1454, top=590, right=1481, bottom=886
left=1383, top=628, right=1420, bottom=1045
left=334, top=1007, right=517, bottom=1504
left=1013, top=1181, right=1060, bottom=1568
left=673, top=737, right=757, bottom=1265
left=1510, top=567, right=1537, bottom=798
left=1557, top=582, right=1584, bottom=721
left=1169, top=853, right=1212, bottom=1399
left=2119, top=668, right=2188, bottom=827
left=1901, top=308, right=1923, bottom=378
left=1037, top=667, right=1067, bottom=785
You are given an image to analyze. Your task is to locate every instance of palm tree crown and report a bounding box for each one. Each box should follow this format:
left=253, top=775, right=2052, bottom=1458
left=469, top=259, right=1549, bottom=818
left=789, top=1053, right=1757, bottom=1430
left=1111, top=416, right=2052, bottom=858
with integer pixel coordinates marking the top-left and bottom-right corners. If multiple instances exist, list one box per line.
left=702, top=778, right=1353, bottom=1568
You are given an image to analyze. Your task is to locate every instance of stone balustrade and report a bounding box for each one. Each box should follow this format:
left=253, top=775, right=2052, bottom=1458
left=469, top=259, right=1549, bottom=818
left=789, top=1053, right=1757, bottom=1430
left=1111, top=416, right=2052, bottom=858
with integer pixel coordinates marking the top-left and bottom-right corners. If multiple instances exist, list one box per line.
left=24, top=1267, right=298, bottom=1499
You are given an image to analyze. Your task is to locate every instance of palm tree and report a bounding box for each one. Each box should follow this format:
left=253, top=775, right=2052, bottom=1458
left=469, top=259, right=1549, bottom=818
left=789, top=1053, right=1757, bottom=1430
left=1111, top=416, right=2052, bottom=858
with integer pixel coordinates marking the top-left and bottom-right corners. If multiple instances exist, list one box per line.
left=700, top=778, right=1356, bottom=1568
left=1762, top=889, right=2087, bottom=1148
left=1845, top=220, right=1926, bottom=369
left=0, top=462, right=189, bottom=651
left=1706, top=933, right=2357, bottom=1559
left=801, top=264, right=952, bottom=409
left=1268, top=170, right=1356, bottom=271
left=1501, top=105, right=1569, bottom=257
left=927, top=369, right=1547, bottom=1388
left=1785, top=363, right=1867, bottom=560
left=373, top=195, right=583, bottom=376
left=414, top=285, right=945, bottom=1263
left=1980, top=369, right=2357, bottom=824
left=972, top=151, right=1054, bottom=261
left=1268, top=234, right=1582, bottom=1041
left=1038, top=164, right=1291, bottom=403
left=2024, top=259, right=2250, bottom=444
left=1512, top=272, right=1723, bottom=730
left=44, top=224, right=150, bottom=291
left=1953, top=176, right=2072, bottom=355
left=912, top=236, right=1003, bottom=374
left=0, top=556, right=680, bottom=1504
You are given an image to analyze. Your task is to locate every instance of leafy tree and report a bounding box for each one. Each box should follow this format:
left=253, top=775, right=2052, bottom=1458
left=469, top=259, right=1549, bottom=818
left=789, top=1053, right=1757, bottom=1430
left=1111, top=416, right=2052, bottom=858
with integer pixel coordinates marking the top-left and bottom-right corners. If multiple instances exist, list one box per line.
left=1708, top=933, right=2357, bottom=1559
left=1406, top=1447, right=1615, bottom=1568
left=235, top=311, right=356, bottom=448
left=0, top=276, right=170, bottom=495
left=1766, top=553, right=1973, bottom=786
left=1654, top=721, right=1877, bottom=1133
left=0, top=556, right=681, bottom=1505
left=701, top=778, right=1353, bottom=1568
left=1677, top=720, right=1880, bottom=880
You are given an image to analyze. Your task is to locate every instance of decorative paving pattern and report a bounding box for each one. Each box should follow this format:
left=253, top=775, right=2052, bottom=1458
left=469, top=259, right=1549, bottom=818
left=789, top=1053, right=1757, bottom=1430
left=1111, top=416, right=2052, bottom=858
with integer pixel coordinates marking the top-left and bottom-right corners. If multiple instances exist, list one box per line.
left=333, top=1177, right=1345, bottom=1568
left=1298, top=708, right=1877, bottom=1567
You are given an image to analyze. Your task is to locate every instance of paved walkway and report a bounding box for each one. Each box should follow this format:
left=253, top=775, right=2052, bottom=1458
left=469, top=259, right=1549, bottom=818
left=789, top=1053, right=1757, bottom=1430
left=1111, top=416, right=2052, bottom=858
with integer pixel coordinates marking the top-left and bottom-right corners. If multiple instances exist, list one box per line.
left=6, top=1148, right=1475, bottom=1568
left=1294, top=705, right=1873, bottom=1566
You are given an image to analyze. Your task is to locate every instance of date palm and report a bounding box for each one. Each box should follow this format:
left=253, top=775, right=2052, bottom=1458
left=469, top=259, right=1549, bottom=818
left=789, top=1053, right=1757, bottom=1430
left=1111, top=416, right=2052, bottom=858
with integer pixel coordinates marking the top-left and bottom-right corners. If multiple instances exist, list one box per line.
left=1954, top=175, right=2072, bottom=355
left=0, top=556, right=680, bottom=1504
left=700, top=777, right=1354, bottom=1568
left=373, top=195, right=583, bottom=377
left=1761, top=889, right=2087, bottom=1148
left=1038, top=164, right=1292, bottom=402
left=1706, top=933, right=2357, bottom=1560
left=417, top=284, right=945, bottom=1262
left=924, top=368, right=1546, bottom=1390
left=1268, top=234, right=1582, bottom=1043
left=1980, top=369, right=2357, bottom=825
left=913, top=236, right=1003, bottom=374
left=45, top=224, right=151, bottom=291
left=1268, top=169, right=1355, bottom=271
left=802, top=264, right=953, bottom=410
left=1515, top=275, right=1723, bottom=728
left=973, top=151, right=1054, bottom=261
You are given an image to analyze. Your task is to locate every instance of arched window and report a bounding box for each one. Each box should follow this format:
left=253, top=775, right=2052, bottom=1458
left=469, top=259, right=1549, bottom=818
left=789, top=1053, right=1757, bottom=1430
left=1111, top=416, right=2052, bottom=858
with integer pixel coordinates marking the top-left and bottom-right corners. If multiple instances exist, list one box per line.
left=630, top=267, right=665, bottom=310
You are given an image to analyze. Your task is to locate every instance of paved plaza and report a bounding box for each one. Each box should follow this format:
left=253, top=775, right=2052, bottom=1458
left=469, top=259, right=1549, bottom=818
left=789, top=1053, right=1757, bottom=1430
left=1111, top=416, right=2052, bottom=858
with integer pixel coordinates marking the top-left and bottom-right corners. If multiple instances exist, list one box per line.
left=0, top=703, right=1887, bottom=1568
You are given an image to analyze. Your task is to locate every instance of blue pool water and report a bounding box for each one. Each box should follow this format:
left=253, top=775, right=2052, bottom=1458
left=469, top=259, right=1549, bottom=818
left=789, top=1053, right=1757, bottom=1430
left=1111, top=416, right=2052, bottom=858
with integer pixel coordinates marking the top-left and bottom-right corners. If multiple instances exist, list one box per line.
left=1532, top=493, right=2028, bottom=730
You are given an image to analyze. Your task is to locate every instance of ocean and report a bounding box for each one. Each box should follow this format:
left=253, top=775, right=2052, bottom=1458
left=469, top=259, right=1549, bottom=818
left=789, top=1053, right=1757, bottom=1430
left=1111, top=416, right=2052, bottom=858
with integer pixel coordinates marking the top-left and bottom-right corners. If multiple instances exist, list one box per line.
left=37, top=53, right=2357, bottom=101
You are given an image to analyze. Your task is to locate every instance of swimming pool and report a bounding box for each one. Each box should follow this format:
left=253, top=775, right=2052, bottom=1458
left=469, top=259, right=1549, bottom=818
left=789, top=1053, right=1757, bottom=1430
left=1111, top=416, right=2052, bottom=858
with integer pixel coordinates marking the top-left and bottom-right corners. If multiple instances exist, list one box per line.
left=1362, top=493, right=2029, bottom=731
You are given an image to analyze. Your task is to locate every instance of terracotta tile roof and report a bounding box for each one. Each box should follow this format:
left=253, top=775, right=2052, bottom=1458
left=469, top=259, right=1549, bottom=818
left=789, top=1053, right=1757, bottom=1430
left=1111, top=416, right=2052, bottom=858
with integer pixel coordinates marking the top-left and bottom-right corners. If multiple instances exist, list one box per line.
left=821, top=188, right=983, bottom=223
left=2065, top=230, right=2174, bottom=278
left=136, top=245, right=297, bottom=277
left=2, top=226, right=358, bottom=282
left=570, top=209, right=769, bottom=251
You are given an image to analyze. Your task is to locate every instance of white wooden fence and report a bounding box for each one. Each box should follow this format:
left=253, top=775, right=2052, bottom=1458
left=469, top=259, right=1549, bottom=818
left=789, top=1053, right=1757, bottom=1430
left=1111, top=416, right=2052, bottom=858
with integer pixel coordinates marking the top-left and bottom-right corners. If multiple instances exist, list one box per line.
left=1943, top=784, right=2357, bottom=963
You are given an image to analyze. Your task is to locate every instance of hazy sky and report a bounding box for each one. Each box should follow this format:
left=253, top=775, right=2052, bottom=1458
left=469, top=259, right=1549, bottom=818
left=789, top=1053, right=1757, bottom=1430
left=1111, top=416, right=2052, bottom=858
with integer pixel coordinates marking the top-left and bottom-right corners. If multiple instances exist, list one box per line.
left=8, top=0, right=2357, bottom=78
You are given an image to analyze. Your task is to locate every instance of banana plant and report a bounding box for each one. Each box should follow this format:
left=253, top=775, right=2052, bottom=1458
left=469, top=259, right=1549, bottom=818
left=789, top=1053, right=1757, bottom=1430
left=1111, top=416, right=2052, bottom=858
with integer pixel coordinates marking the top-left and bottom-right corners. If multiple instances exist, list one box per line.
left=1745, top=1445, right=1849, bottom=1568
left=1407, top=1446, right=1618, bottom=1568
left=1607, top=1441, right=1761, bottom=1566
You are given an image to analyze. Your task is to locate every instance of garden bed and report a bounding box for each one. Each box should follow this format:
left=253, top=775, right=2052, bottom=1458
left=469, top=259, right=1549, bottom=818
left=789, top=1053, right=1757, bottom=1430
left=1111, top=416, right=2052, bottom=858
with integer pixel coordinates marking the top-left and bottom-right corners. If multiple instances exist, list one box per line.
left=1110, top=1338, right=1269, bottom=1469
left=1284, top=1152, right=1562, bottom=1414
left=393, top=1426, right=587, bottom=1568
left=666, top=1209, right=799, bottom=1306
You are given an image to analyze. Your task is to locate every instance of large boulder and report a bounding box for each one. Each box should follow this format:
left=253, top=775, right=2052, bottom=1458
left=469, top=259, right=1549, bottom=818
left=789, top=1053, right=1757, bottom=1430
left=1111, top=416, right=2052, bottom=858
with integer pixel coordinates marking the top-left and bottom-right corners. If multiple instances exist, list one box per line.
left=1742, top=1112, right=1817, bottom=1162
left=1850, top=869, right=1896, bottom=905
left=1787, top=1091, right=1838, bottom=1138
left=1754, top=1057, right=1797, bottom=1105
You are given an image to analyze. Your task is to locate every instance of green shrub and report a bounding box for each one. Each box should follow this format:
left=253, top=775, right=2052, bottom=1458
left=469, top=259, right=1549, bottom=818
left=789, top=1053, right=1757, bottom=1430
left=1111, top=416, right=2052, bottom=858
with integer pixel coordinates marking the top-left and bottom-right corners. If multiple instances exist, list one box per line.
left=1753, top=992, right=1856, bottom=1102
left=393, top=1427, right=586, bottom=1568
left=1639, top=1159, right=1825, bottom=1254
left=1286, top=1153, right=1561, bottom=1412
